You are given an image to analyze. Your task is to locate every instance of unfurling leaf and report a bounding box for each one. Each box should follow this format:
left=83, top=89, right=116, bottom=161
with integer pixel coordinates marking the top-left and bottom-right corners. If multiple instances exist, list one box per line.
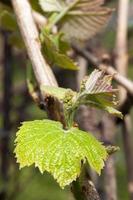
left=77, top=70, right=123, bottom=118
left=40, top=0, right=113, bottom=41
left=40, top=85, right=75, bottom=101
left=106, top=145, right=120, bottom=155
left=41, top=32, right=78, bottom=70
left=60, top=0, right=113, bottom=41
left=15, top=119, right=107, bottom=188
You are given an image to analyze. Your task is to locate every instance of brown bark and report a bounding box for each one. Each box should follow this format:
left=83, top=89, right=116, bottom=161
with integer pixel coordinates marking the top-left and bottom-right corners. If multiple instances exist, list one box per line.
left=122, top=116, right=133, bottom=200
left=115, top=0, right=129, bottom=104
left=115, top=1, right=133, bottom=199
left=102, top=115, right=117, bottom=200
left=11, top=0, right=57, bottom=87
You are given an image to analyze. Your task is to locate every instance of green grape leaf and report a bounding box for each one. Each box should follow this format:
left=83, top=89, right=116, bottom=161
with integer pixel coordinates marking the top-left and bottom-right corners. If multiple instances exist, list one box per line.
left=77, top=70, right=123, bottom=119
left=41, top=32, right=78, bottom=70
left=15, top=119, right=107, bottom=188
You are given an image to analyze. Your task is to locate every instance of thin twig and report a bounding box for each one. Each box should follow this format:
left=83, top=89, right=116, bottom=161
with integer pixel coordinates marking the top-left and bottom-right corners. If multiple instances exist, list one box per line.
left=115, top=0, right=129, bottom=103
left=72, top=45, right=133, bottom=123
left=30, top=10, right=133, bottom=96
left=11, top=0, right=67, bottom=124
left=11, top=0, right=57, bottom=87
left=73, top=45, right=133, bottom=97
left=32, top=11, right=47, bottom=28
left=30, top=9, right=133, bottom=99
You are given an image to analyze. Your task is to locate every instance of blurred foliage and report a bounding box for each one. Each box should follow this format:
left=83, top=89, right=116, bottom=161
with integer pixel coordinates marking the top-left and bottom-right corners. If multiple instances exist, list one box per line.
left=14, top=168, right=73, bottom=200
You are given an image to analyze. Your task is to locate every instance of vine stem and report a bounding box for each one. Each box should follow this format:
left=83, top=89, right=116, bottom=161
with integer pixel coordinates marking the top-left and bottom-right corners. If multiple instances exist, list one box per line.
left=11, top=0, right=67, bottom=128
left=11, top=1, right=101, bottom=200
left=10, top=0, right=133, bottom=97
left=11, top=0, right=58, bottom=88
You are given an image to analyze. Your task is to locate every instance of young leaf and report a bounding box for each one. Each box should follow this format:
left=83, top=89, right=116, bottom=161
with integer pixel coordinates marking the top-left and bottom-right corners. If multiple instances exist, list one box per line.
left=77, top=70, right=123, bottom=118
left=15, top=119, right=107, bottom=188
left=39, top=0, right=66, bottom=12
left=41, top=85, right=75, bottom=101
left=60, top=1, right=113, bottom=41
left=41, top=32, right=78, bottom=70
left=50, top=32, right=70, bottom=54
left=39, top=0, right=105, bottom=13
left=40, top=0, right=113, bottom=41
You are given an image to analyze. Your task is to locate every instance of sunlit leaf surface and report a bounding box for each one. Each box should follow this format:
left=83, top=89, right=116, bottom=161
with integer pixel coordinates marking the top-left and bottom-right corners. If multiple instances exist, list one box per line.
left=15, top=119, right=107, bottom=188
